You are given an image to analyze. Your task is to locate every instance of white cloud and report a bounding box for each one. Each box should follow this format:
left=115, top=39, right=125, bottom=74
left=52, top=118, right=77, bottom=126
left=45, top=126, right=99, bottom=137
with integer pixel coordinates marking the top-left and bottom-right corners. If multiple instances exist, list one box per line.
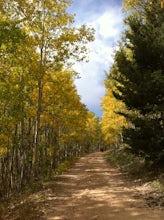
left=74, top=62, right=106, bottom=117
left=95, top=11, right=122, bottom=39
left=89, top=39, right=114, bottom=67
left=70, top=2, right=123, bottom=116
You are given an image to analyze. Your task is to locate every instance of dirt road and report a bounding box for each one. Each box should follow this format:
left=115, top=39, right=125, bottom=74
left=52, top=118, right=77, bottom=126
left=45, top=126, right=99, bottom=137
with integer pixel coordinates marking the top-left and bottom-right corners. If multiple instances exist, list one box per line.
left=4, top=152, right=163, bottom=220
left=37, top=152, right=163, bottom=220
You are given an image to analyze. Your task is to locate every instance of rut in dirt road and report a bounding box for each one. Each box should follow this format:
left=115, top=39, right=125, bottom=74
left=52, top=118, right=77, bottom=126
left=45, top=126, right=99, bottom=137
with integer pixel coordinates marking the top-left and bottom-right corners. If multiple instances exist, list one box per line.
left=39, top=152, right=163, bottom=220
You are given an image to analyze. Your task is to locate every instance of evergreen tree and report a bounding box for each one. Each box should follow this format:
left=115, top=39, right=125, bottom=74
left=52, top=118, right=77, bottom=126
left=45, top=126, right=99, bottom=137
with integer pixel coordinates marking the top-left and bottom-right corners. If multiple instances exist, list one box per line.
left=111, top=0, right=164, bottom=166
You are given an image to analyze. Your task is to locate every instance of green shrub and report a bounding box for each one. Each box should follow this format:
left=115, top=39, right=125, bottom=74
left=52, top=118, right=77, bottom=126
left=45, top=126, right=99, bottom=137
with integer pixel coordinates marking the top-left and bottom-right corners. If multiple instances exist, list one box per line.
left=54, top=158, right=78, bottom=175
left=105, top=148, right=145, bottom=175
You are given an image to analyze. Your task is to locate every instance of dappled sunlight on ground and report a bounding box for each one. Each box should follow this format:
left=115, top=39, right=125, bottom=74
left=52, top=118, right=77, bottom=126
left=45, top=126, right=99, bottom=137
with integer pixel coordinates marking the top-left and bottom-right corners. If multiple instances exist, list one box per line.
left=37, top=152, right=163, bottom=220
left=3, top=152, right=163, bottom=220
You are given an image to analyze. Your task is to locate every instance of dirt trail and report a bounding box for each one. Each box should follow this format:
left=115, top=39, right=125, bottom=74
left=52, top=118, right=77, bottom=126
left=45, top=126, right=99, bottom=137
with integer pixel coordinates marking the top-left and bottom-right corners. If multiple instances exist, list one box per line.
left=37, top=152, right=163, bottom=220
left=4, top=152, right=163, bottom=220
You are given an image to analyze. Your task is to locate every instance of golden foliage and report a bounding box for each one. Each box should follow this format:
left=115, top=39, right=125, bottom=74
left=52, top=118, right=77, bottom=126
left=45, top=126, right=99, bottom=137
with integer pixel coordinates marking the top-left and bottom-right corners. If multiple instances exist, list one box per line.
left=101, top=81, right=127, bottom=145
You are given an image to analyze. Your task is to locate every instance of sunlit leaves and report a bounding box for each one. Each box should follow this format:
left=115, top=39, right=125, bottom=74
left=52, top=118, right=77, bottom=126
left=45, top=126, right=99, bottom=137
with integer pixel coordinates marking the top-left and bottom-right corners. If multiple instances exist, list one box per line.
left=101, top=79, right=127, bottom=145
left=0, top=0, right=97, bottom=198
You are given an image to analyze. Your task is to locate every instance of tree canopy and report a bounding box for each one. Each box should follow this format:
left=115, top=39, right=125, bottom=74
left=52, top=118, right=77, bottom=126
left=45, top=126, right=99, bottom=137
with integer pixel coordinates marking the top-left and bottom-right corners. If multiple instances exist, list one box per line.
left=103, top=0, right=164, bottom=166
left=0, top=0, right=103, bottom=199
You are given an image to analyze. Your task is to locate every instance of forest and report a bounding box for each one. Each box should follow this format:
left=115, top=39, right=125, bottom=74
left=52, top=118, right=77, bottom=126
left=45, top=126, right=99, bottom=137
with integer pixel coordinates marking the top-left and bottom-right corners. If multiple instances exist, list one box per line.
left=0, top=0, right=103, bottom=199
left=101, top=0, right=164, bottom=171
left=0, top=0, right=164, bottom=203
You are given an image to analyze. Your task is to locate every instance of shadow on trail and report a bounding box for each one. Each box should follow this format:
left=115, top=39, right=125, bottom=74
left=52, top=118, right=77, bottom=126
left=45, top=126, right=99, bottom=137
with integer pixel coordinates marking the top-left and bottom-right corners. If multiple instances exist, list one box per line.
left=3, top=152, right=163, bottom=220
left=39, top=152, right=163, bottom=220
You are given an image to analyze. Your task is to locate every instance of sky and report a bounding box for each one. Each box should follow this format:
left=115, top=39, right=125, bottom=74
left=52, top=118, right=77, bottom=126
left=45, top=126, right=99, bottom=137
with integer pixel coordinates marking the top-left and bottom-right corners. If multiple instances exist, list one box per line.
left=69, top=0, right=123, bottom=117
